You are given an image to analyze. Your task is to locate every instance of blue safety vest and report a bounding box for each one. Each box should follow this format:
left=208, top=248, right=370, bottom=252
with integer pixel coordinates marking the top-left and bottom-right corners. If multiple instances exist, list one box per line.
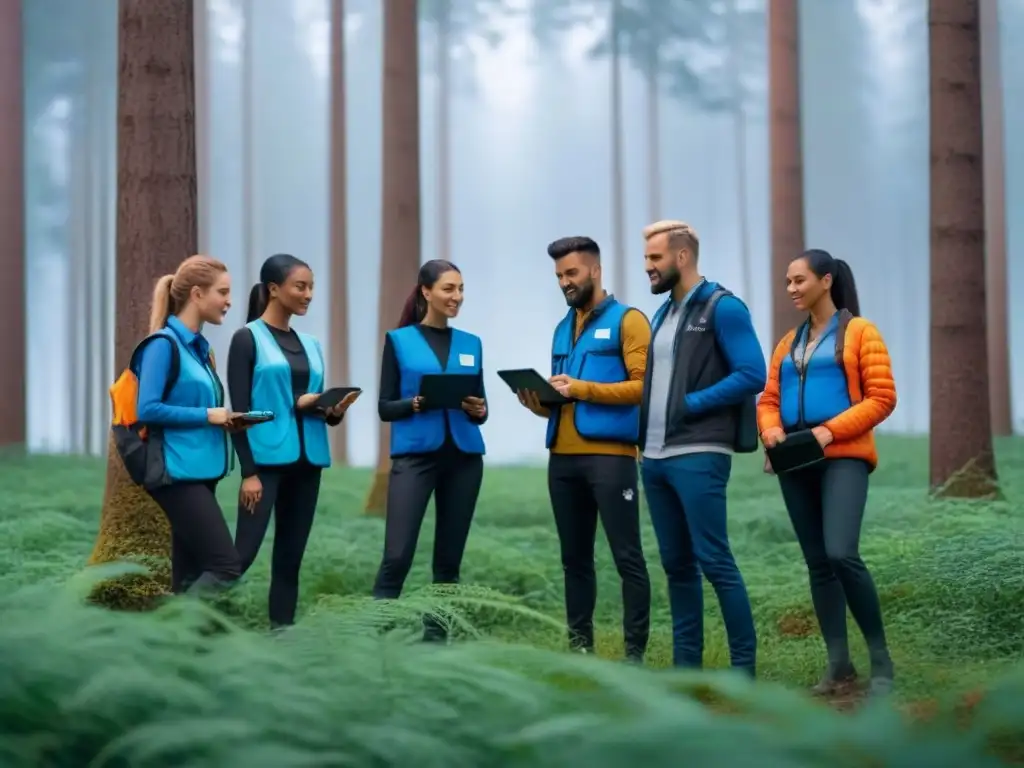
left=546, top=296, right=640, bottom=448
left=148, top=326, right=232, bottom=482
left=387, top=325, right=486, bottom=456
left=244, top=319, right=331, bottom=468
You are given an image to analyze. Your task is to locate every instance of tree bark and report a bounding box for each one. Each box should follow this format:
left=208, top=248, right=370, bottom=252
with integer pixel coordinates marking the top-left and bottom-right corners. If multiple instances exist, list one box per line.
left=768, top=0, right=804, bottom=345
left=0, top=0, right=25, bottom=450
left=88, top=0, right=199, bottom=607
left=979, top=0, right=1011, bottom=436
left=609, top=0, right=626, bottom=299
left=329, top=0, right=350, bottom=464
left=645, top=49, right=660, bottom=224
left=436, top=0, right=451, bottom=262
left=726, top=0, right=753, bottom=308
left=366, top=0, right=422, bottom=515
left=928, top=0, right=999, bottom=497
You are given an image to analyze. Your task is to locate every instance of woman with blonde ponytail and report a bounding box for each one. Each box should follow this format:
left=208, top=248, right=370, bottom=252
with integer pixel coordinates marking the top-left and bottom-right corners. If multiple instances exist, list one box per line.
left=129, top=255, right=248, bottom=595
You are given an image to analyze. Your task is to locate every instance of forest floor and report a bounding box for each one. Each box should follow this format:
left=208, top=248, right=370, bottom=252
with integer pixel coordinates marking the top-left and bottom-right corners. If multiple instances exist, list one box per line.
left=1, top=437, right=1022, bottom=764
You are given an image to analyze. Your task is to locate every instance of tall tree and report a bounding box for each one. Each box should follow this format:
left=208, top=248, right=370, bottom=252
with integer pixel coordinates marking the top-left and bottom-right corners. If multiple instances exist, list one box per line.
left=0, top=0, right=26, bottom=450
left=89, top=0, right=200, bottom=606
left=928, top=0, right=999, bottom=498
left=365, top=0, right=423, bottom=515
left=979, top=0, right=1011, bottom=436
left=329, top=0, right=351, bottom=464
left=768, top=0, right=804, bottom=345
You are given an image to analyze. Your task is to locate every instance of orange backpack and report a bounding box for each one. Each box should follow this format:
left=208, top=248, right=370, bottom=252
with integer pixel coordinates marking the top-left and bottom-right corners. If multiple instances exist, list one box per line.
left=110, top=332, right=216, bottom=489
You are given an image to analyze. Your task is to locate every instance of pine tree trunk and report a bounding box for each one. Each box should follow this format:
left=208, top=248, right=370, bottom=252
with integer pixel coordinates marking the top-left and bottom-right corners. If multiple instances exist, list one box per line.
left=928, top=0, right=999, bottom=497
left=609, top=0, right=626, bottom=298
left=726, top=0, right=753, bottom=308
left=768, top=0, right=804, bottom=345
left=436, top=0, right=451, bottom=262
left=328, top=0, right=351, bottom=465
left=979, top=0, right=1011, bottom=436
left=366, top=0, right=422, bottom=515
left=0, top=0, right=25, bottom=450
left=645, top=49, right=660, bottom=224
left=88, top=0, right=199, bottom=608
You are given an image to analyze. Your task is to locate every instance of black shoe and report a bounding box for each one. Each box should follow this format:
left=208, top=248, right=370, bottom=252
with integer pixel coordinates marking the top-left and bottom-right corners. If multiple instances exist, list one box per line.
left=810, top=662, right=858, bottom=696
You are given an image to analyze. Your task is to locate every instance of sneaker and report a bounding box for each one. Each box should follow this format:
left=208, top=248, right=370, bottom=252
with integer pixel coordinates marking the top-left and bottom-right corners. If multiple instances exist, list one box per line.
left=867, top=676, right=894, bottom=698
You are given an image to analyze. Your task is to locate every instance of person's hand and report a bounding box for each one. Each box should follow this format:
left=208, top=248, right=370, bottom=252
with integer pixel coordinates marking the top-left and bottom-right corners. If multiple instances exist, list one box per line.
left=207, top=407, right=232, bottom=426
left=296, top=393, right=320, bottom=411
left=763, top=452, right=775, bottom=475
left=325, top=391, right=361, bottom=420
left=761, top=427, right=786, bottom=449
left=811, top=426, right=834, bottom=449
left=412, top=396, right=424, bottom=413
left=239, top=475, right=262, bottom=513
left=461, top=396, right=486, bottom=419
left=517, top=389, right=544, bottom=415
left=548, top=374, right=577, bottom=398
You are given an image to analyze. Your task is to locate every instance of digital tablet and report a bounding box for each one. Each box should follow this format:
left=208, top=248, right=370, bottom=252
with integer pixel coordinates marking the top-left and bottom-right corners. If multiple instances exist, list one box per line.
left=765, top=429, right=825, bottom=474
left=496, top=368, right=572, bottom=407
left=238, top=410, right=275, bottom=424
left=313, top=387, right=362, bottom=410
left=417, top=373, right=481, bottom=410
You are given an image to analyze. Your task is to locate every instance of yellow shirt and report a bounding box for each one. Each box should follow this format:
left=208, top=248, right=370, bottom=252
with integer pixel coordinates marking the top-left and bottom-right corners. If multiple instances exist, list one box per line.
left=539, top=306, right=651, bottom=458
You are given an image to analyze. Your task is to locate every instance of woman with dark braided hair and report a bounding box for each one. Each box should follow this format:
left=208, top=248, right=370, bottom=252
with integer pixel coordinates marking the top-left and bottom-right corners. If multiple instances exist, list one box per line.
left=371, top=259, right=488, bottom=641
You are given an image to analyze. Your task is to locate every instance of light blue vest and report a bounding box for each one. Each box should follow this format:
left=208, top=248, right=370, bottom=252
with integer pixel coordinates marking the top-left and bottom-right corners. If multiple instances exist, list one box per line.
left=387, top=325, right=486, bottom=456
left=244, top=320, right=331, bottom=468
left=150, top=327, right=232, bottom=482
left=546, top=296, right=640, bottom=448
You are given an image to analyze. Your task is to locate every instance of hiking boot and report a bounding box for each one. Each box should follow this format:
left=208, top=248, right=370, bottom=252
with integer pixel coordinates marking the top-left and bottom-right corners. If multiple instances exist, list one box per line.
left=810, top=662, right=858, bottom=696
left=867, top=651, right=894, bottom=698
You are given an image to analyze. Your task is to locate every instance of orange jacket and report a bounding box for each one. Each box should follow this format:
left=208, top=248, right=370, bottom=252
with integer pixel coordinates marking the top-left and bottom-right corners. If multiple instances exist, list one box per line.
left=756, top=312, right=896, bottom=470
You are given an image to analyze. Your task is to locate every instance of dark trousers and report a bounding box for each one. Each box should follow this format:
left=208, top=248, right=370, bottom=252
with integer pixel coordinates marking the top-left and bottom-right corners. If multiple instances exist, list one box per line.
left=234, top=462, right=323, bottom=628
left=372, top=450, right=484, bottom=607
left=640, top=452, right=756, bottom=673
left=547, top=453, right=651, bottom=658
left=148, top=480, right=242, bottom=594
left=777, top=458, right=891, bottom=674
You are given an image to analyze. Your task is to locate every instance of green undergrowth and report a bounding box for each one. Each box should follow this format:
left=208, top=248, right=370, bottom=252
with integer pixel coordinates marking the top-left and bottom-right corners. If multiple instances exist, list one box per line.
left=0, top=437, right=1023, bottom=764
left=0, top=576, right=1022, bottom=767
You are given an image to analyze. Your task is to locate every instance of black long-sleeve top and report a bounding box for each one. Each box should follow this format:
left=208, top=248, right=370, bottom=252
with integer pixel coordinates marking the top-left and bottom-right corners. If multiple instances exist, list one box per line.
left=227, top=324, right=342, bottom=478
left=378, top=324, right=488, bottom=455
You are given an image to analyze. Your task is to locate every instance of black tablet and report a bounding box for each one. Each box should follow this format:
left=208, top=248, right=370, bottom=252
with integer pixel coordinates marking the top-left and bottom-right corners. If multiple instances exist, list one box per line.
left=313, top=387, right=362, bottom=410
left=496, top=368, right=572, bottom=407
left=765, top=429, right=826, bottom=474
left=238, top=410, right=275, bottom=424
left=417, top=373, right=481, bottom=410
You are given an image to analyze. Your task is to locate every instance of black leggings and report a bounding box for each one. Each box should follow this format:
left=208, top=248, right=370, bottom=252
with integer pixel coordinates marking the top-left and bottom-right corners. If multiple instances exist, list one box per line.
left=234, top=462, right=323, bottom=628
left=777, top=458, right=891, bottom=672
left=372, top=450, right=484, bottom=601
left=148, top=480, right=242, bottom=594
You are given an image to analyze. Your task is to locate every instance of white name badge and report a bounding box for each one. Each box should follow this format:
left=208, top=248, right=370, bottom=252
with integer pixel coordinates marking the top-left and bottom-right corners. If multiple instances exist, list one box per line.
left=594, top=328, right=611, bottom=340
left=459, top=354, right=475, bottom=367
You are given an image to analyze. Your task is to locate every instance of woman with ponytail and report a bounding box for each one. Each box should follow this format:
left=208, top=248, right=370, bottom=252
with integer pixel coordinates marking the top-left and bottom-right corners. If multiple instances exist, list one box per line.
left=133, top=255, right=245, bottom=595
left=372, top=259, right=488, bottom=641
left=757, top=249, right=897, bottom=698
left=227, top=254, right=357, bottom=630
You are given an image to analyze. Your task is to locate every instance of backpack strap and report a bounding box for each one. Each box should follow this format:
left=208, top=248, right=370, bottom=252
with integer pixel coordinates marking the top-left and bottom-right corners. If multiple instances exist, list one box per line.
left=128, top=331, right=182, bottom=401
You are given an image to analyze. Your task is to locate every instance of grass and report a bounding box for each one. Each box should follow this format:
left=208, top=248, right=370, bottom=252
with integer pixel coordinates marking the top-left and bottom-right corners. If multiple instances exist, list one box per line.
left=1, top=436, right=1023, bottom=765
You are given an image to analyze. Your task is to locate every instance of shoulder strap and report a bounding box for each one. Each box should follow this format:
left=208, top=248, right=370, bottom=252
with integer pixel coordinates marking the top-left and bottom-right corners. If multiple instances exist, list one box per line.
left=128, top=331, right=182, bottom=402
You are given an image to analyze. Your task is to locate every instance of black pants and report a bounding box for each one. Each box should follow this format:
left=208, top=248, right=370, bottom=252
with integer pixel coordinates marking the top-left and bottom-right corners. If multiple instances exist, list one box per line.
left=547, top=453, right=651, bottom=658
left=148, top=480, right=242, bottom=594
left=372, top=449, right=484, bottom=605
left=234, top=461, right=323, bottom=628
left=777, top=458, right=892, bottom=675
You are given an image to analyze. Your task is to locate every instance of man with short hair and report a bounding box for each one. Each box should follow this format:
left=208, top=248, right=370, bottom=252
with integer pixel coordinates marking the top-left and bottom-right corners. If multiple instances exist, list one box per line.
left=517, top=236, right=652, bottom=662
left=639, top=220, right=766, bottom=676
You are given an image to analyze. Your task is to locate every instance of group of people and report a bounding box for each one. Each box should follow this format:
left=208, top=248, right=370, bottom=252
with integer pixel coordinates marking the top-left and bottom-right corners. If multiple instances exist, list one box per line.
left=127, top=218, right=897, bottom=699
